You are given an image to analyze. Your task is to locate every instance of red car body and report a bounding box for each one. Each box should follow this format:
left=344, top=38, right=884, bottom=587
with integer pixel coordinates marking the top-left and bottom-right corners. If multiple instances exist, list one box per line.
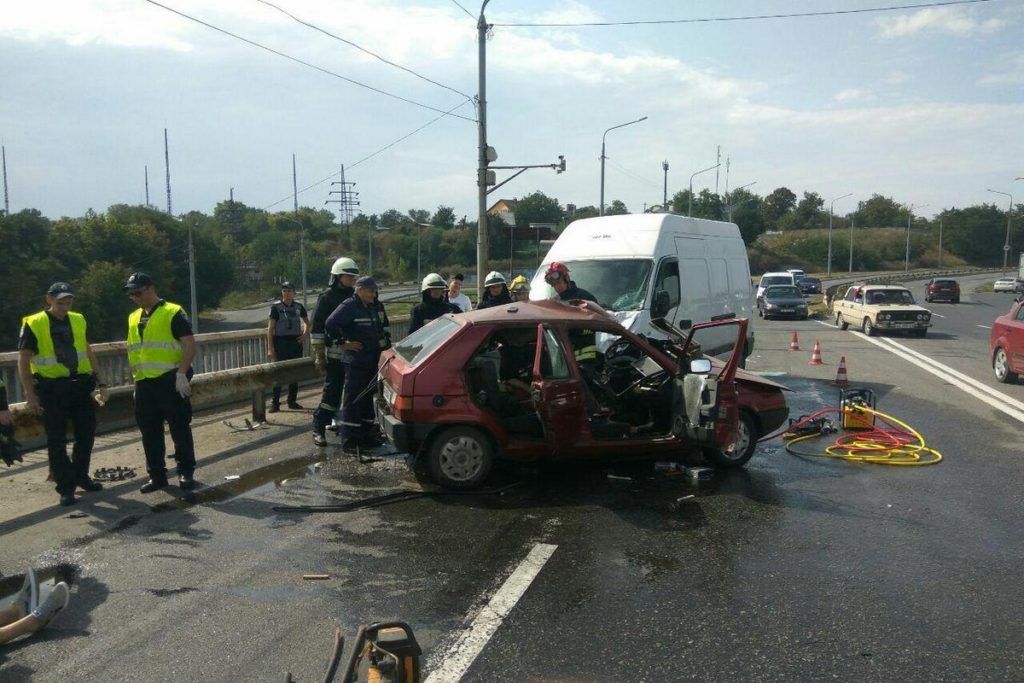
left=990, top=299, right=1024, bottom=383
left=375, top=300, right=789, bottom=488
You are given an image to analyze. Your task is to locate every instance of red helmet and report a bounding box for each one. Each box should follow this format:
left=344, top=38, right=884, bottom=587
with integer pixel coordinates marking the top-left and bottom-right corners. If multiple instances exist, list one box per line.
left=545, top=261, right=570, bottom=284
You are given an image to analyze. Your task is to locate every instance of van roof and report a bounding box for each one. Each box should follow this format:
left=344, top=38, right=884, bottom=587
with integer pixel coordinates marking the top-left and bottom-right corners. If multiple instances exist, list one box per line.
left=545, top=213, right=740, bottom=260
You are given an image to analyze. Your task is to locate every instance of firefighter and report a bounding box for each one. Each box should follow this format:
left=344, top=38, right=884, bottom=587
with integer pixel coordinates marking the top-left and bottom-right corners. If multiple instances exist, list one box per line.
left=266, top=281, right=309, bottom=412
left=325, top=276, right=388, bottom=452
left=509, top=275, right=531, bottom=303
left=17, top=282, right=105, bottom=506
left=477, top=271, right=512, bottom=309
left=544, top=262, right=597, bottom=303
left=409, top=273, right=460, bottom=334
left=310, top=257, right=359, bottom=447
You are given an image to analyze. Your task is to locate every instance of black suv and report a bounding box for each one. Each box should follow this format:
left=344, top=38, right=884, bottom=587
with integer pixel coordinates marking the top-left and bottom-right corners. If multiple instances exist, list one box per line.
left=798, top=276, right=822, bottom=294
left=924, top=278, right=960, bottom=303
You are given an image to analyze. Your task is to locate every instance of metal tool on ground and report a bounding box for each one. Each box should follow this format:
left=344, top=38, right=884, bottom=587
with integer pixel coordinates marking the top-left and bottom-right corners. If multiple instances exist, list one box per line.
left=839, top=387, right=876, bottom=429
left=788, top=330, right=800, bottom=352
left=283, top=621, right=422, bottom=683
left=834, top=356, right=850, bottom=387
left=808, top=339, right=824, bottom=365
left=222, top=418, right=269, bottom=432
left=92, top=466, right=137, bottom=482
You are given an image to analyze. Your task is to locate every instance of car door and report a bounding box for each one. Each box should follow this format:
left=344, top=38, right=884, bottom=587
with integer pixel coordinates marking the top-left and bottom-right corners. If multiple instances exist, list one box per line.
left=531, top=324, right=587, bottom=456
left=1010, top=304, right=1024, bottom=371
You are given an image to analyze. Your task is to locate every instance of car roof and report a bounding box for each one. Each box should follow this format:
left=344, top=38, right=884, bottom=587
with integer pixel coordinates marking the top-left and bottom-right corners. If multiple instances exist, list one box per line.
left=850, top=283, right=910, bottom=290
left=457, top=299, right=618, bottom=325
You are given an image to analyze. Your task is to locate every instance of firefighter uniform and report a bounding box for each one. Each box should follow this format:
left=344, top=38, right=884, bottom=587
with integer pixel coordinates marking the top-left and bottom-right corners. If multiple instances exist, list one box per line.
left=311, top=280, right=354, bottom=442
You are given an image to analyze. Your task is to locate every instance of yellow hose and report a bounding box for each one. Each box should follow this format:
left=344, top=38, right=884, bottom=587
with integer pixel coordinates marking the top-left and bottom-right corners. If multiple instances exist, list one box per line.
left=784, top=405, right=942, bottom=466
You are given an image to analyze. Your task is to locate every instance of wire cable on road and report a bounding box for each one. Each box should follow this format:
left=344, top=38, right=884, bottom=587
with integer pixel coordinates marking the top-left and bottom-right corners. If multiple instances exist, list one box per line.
left=142, top=0, right=475, bottom=122
left=782, top=405, right=942, bottom=465
left=254, top=0, right=474, bottom=101
left=263, top=99, right=472, bottom=210
left=495, top=0, right=997, bottom=27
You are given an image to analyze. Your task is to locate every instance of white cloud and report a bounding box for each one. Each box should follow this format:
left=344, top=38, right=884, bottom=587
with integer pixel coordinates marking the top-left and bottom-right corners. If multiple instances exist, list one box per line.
left=834, top=88, right=874, bottom=103
left=875, top=7, right=1005, bottom=38
left=979, top=52, right=1024, bottom=87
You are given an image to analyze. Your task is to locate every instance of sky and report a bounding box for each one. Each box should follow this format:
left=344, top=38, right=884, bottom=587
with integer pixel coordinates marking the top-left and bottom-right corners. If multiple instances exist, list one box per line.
left=1, top=0, right=1022, bottom=222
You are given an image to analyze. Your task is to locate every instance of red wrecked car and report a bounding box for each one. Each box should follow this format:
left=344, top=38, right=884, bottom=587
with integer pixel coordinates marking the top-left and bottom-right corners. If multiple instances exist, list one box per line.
left=375, top=300, right=789, bottom=489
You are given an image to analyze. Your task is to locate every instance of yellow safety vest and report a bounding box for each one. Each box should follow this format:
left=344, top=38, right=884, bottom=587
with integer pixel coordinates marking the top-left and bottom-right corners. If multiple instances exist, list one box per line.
left=22, top=311, right=93, bottom=378
left=127, top=302, right=185, bottom=380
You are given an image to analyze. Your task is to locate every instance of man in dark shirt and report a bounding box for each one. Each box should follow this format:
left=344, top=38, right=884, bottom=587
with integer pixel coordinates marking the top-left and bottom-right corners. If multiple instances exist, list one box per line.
left=17, top=282, right=105, bottom=506
left=544, top=262, right=597, bottom=303
left=409, top=273, right=460, bottom=334
left=266, top=282, right=309, bottom=412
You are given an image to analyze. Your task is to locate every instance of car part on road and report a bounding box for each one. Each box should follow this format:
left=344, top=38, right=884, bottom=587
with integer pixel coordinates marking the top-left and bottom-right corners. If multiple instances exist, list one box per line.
left=92, top=466, right=137, bottom=482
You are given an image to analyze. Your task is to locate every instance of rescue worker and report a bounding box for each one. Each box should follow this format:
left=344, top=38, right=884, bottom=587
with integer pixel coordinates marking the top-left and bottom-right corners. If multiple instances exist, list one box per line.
left=447, top=273, right=472, bottom=312
left=266, top=281, right=309, bottom=412
left=17, top=282, right=105, bottom=506
left=325, top=276, right=387, bottom=452
left=123, top=272, right=197, bottom=493
left=477, top=271, right=513, bottom=309
left=509, top=275, right=531, bottom=303
left=310, top=257, right=359, bottom=447
left=409, top=273, right=461, bottom=334
left=544, top=262, right=597, bottom=303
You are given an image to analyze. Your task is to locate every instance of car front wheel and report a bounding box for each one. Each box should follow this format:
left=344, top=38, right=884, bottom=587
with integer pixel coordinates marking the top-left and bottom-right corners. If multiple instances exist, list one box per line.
left=427, top=426, right=495, bottom=489
left=704, top=410, right=758, bottom=468
left=994, top=347, right=1018, bottom=384
left=862, top=318, right=876, bottom=336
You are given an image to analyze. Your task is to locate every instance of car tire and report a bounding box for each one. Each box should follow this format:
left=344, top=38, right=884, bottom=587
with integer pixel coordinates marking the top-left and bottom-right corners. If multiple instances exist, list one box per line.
left=914, top=328, right=927, bottom=338
left=427, top=426, right=494, bottom=489
left=994, top=347, right=1018, bottom=384
left=705, top=410, right=757, bottom=468
left=835, top=312, right=848, bottom=330
left=862, top=318, right=875, bottom=336
left=953, top=298, right=960, bottom=304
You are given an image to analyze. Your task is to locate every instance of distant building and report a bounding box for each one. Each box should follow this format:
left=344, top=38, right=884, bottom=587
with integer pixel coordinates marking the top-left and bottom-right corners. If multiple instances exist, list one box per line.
left=487, top=198, right=517, bottom=227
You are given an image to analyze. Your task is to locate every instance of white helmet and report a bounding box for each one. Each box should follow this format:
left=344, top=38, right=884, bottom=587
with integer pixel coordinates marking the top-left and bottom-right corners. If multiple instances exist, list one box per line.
left=421, top=273, right=447, bottom=292
left=329, top=257, right=359, bottom=284
left=484, top=271, right=506, bottom=287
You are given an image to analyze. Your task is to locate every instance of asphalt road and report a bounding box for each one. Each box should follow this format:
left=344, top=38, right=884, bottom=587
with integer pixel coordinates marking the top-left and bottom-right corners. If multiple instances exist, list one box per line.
left=3, top=273, right=1023, bottom=682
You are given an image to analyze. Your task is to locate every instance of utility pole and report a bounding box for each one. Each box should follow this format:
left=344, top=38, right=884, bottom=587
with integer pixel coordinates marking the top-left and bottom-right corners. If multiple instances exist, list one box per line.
left=2, top=145, right=9, bottom=214
left=938, top=218, right=943, bottom=268
left=662, top=160, right=669, bottom=206
left=164, top=128, right=172, bottom=215
left=715, top=145, right=721, bottom=195
left=145, top=165, right=150, bottom=207
left=724, top=157, right=730, bottom=200
left=327, top=165, right=359, bottom=235
left=477, top=1, right=492, bottom=302
left=292, top=153, right=298, bottom=213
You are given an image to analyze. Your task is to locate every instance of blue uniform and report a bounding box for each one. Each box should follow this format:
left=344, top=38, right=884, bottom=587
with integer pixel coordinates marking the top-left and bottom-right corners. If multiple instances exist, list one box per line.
left=325, top=296, right=386, bottom=445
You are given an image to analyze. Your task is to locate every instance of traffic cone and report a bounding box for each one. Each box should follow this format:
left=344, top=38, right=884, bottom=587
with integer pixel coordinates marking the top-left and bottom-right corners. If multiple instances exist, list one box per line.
left=788, top=330, right=800, bottom=352
left=834, top=356, right=849, bottom=386
left=808, top=339, right=824, bottom=365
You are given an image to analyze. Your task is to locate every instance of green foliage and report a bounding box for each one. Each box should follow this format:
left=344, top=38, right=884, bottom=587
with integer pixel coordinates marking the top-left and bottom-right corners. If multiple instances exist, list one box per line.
left=431, top=205, right=456, bottom=228
left=936, top=204, right=1017, bottom=266
left=514, top=191, right=563, bottom=228
left=606, top=199, right=629, bottom=215
left=761, top=187, right=797, bottom=230
left=856, top=194, right=903, bottom=227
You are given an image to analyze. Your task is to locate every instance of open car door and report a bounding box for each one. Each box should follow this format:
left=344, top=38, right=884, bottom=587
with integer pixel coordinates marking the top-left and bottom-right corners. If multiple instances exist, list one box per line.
left=654, top=316, right=747, bottom=450
left=531, top=324, right=588, bottom=457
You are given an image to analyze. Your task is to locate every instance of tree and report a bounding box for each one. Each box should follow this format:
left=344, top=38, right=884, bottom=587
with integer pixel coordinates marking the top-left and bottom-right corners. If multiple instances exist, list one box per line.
left=784, top=191, right=825, bottom=230
left=378, top=209, right=406, bottom=228
left=431, top=205, right=456, bottom=229
left=606, top=199, right=629, bottom=215
left=857, top=194, right=903, bottom=228
left=761, top=187, right=797, bottom=230
left=726, top=188, right=765, bottom=244
left=407, top=209, right=430, bottom=225
left=513, top=191, right=563, bottom=228
left=670, top=189, right=692, bottom=216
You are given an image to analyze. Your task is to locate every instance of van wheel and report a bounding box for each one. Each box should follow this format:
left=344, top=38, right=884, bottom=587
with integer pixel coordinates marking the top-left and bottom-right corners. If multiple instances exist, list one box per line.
left=427, top=427, right=494, bottom=489
left=862, top=318, right=875, bottom=336
left=835, top=312, right=848, bottom=330
left=704, top=411, right=757, bottom=468
left=994, top=348, right=1018, bottom=384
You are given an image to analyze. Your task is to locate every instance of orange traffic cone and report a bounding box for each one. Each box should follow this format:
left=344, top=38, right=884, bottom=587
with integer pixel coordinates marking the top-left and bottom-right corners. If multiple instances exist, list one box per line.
left=834, top=356, right=849, bottom=386
left=808, top=339, right=824, bottom=365
left=788, top=330, right=800, bottom=352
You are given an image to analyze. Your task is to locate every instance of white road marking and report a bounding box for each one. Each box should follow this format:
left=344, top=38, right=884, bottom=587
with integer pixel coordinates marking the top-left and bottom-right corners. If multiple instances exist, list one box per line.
left=977, top=324, right=991, bottom=329
left=424, top=543, right=558, bottom=683
left=931, top=313, right=946, bottom=318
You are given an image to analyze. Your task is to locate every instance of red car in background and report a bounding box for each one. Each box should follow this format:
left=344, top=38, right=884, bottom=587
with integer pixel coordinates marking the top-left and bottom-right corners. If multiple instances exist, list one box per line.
left=991, top=299, right=1024, bottom=383
left=375, top=300, right=789, bottom=489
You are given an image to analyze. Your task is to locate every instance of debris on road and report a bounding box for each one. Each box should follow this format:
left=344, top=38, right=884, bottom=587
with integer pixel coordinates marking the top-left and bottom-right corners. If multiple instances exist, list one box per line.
left=303, top=574, right=330, bottom=581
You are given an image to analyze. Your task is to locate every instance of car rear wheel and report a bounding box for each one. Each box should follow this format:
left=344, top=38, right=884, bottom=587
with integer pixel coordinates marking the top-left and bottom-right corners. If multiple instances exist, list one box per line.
left=427, top=426, right=494, bottom=489
left=835, top=312, right=848, bottom=330
left=994, top=347, right=1018, bottom=384
left=704, top=410, right=758, bottom=468
left=952, top=298, right=960, bottom=304
left=862, top=318, right=875, bottom=336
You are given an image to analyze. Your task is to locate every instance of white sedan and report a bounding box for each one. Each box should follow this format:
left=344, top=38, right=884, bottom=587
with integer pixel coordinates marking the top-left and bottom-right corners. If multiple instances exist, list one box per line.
left=993, top=277, right=1024, bottom=293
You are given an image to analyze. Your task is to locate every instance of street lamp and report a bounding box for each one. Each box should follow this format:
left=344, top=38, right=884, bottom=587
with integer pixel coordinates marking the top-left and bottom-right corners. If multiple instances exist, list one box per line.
left=725, top=181, right=757, bottom=222
left=280, top=216, right=308, bottom=308
left=849, top=200, right=862, bottom=274
left=987, top=189, right=1013, bottom=274
left=827, top=193, right=852, bottom=277
left=414, top=222, right=431, bottom=284
left=905, top=203, right=927, bottom=272
left=688, top=163, right=721, bottom=217
left=600, top=116, right=648, bottom=216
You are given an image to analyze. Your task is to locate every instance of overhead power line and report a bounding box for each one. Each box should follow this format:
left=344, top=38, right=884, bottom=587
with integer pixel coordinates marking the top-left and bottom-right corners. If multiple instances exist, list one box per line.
left=450, top=0, right=476, bottom=20
left=263, top=100, right=473, bottom=210
left=254, top=0, right=473, bottom=101
left=142, top=0, right=475, bottom=122
left=495, top=0, right=997, bottom=27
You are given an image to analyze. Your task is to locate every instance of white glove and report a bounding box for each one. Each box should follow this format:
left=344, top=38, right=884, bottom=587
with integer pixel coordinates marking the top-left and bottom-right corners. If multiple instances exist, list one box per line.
left=175, top=372, right=192, bottom=399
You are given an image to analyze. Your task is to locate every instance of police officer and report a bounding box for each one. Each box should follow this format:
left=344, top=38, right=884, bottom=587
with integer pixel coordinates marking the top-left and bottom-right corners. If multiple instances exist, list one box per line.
left=477, top=271, right=513, bottom=309
left=310, top=257, right=359, bottom=447
left=266, top=281, right=309, bottom=413
left=123, top=272, right=198, bottom=493
left=17, top=282, right=105, bottom=506
left=544, top=262, right=597, bottom=303
left=409, top=273, right=461, bottom=334
left=509, top=275, right=531, bottom=303
left=325, top=276, right=387, bottom=452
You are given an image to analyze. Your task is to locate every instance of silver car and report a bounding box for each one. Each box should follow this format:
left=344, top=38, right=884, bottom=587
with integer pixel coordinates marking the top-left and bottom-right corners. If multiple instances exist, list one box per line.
left=993, top=277, right=1024, bottom=293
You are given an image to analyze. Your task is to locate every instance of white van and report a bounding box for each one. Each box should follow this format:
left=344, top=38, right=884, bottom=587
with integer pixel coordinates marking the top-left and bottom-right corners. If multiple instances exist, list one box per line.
left=529, top=213, right=755, bottom=357
left=756, top=272, right=797, bottom=301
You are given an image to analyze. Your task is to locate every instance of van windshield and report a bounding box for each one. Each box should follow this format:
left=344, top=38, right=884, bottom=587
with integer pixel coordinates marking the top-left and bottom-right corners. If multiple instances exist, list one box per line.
left=538, top=259, right=653, bottom=311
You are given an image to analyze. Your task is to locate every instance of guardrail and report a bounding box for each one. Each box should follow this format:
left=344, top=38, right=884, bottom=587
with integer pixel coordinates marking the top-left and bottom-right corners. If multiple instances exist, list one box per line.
left=822, top=267, right=1005, bottom=305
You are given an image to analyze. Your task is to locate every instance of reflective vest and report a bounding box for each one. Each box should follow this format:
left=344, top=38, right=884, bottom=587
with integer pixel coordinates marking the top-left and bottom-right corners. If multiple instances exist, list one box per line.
left=22, top=311, right=93, bottom=378
left=127, top=303, right=184, bottom=380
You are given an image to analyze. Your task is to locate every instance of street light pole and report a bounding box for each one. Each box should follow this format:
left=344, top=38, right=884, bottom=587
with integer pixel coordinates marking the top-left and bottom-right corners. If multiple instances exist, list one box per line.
left=662, top=160, right=669, bottom=206
left=476, top=0, right=491, bottom=302
left=688, top=163, right=721, bottom=217
left=725, top=181, right=756, bottom=222
left=905, top=203, right=927, bottom=272
left=849, top=201, right=861, bottom=274
left=987, top=189, right=1013, bottom=274
left=827, top=193, right=852, bottom=277
left=600, top=116, right=648, bottom=216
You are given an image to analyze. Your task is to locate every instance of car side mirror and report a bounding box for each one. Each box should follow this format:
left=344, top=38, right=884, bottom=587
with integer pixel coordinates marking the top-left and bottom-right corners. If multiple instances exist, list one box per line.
left=652, top=290, right=671, bottom=319
left=689, top=358, right=712, bottom=374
